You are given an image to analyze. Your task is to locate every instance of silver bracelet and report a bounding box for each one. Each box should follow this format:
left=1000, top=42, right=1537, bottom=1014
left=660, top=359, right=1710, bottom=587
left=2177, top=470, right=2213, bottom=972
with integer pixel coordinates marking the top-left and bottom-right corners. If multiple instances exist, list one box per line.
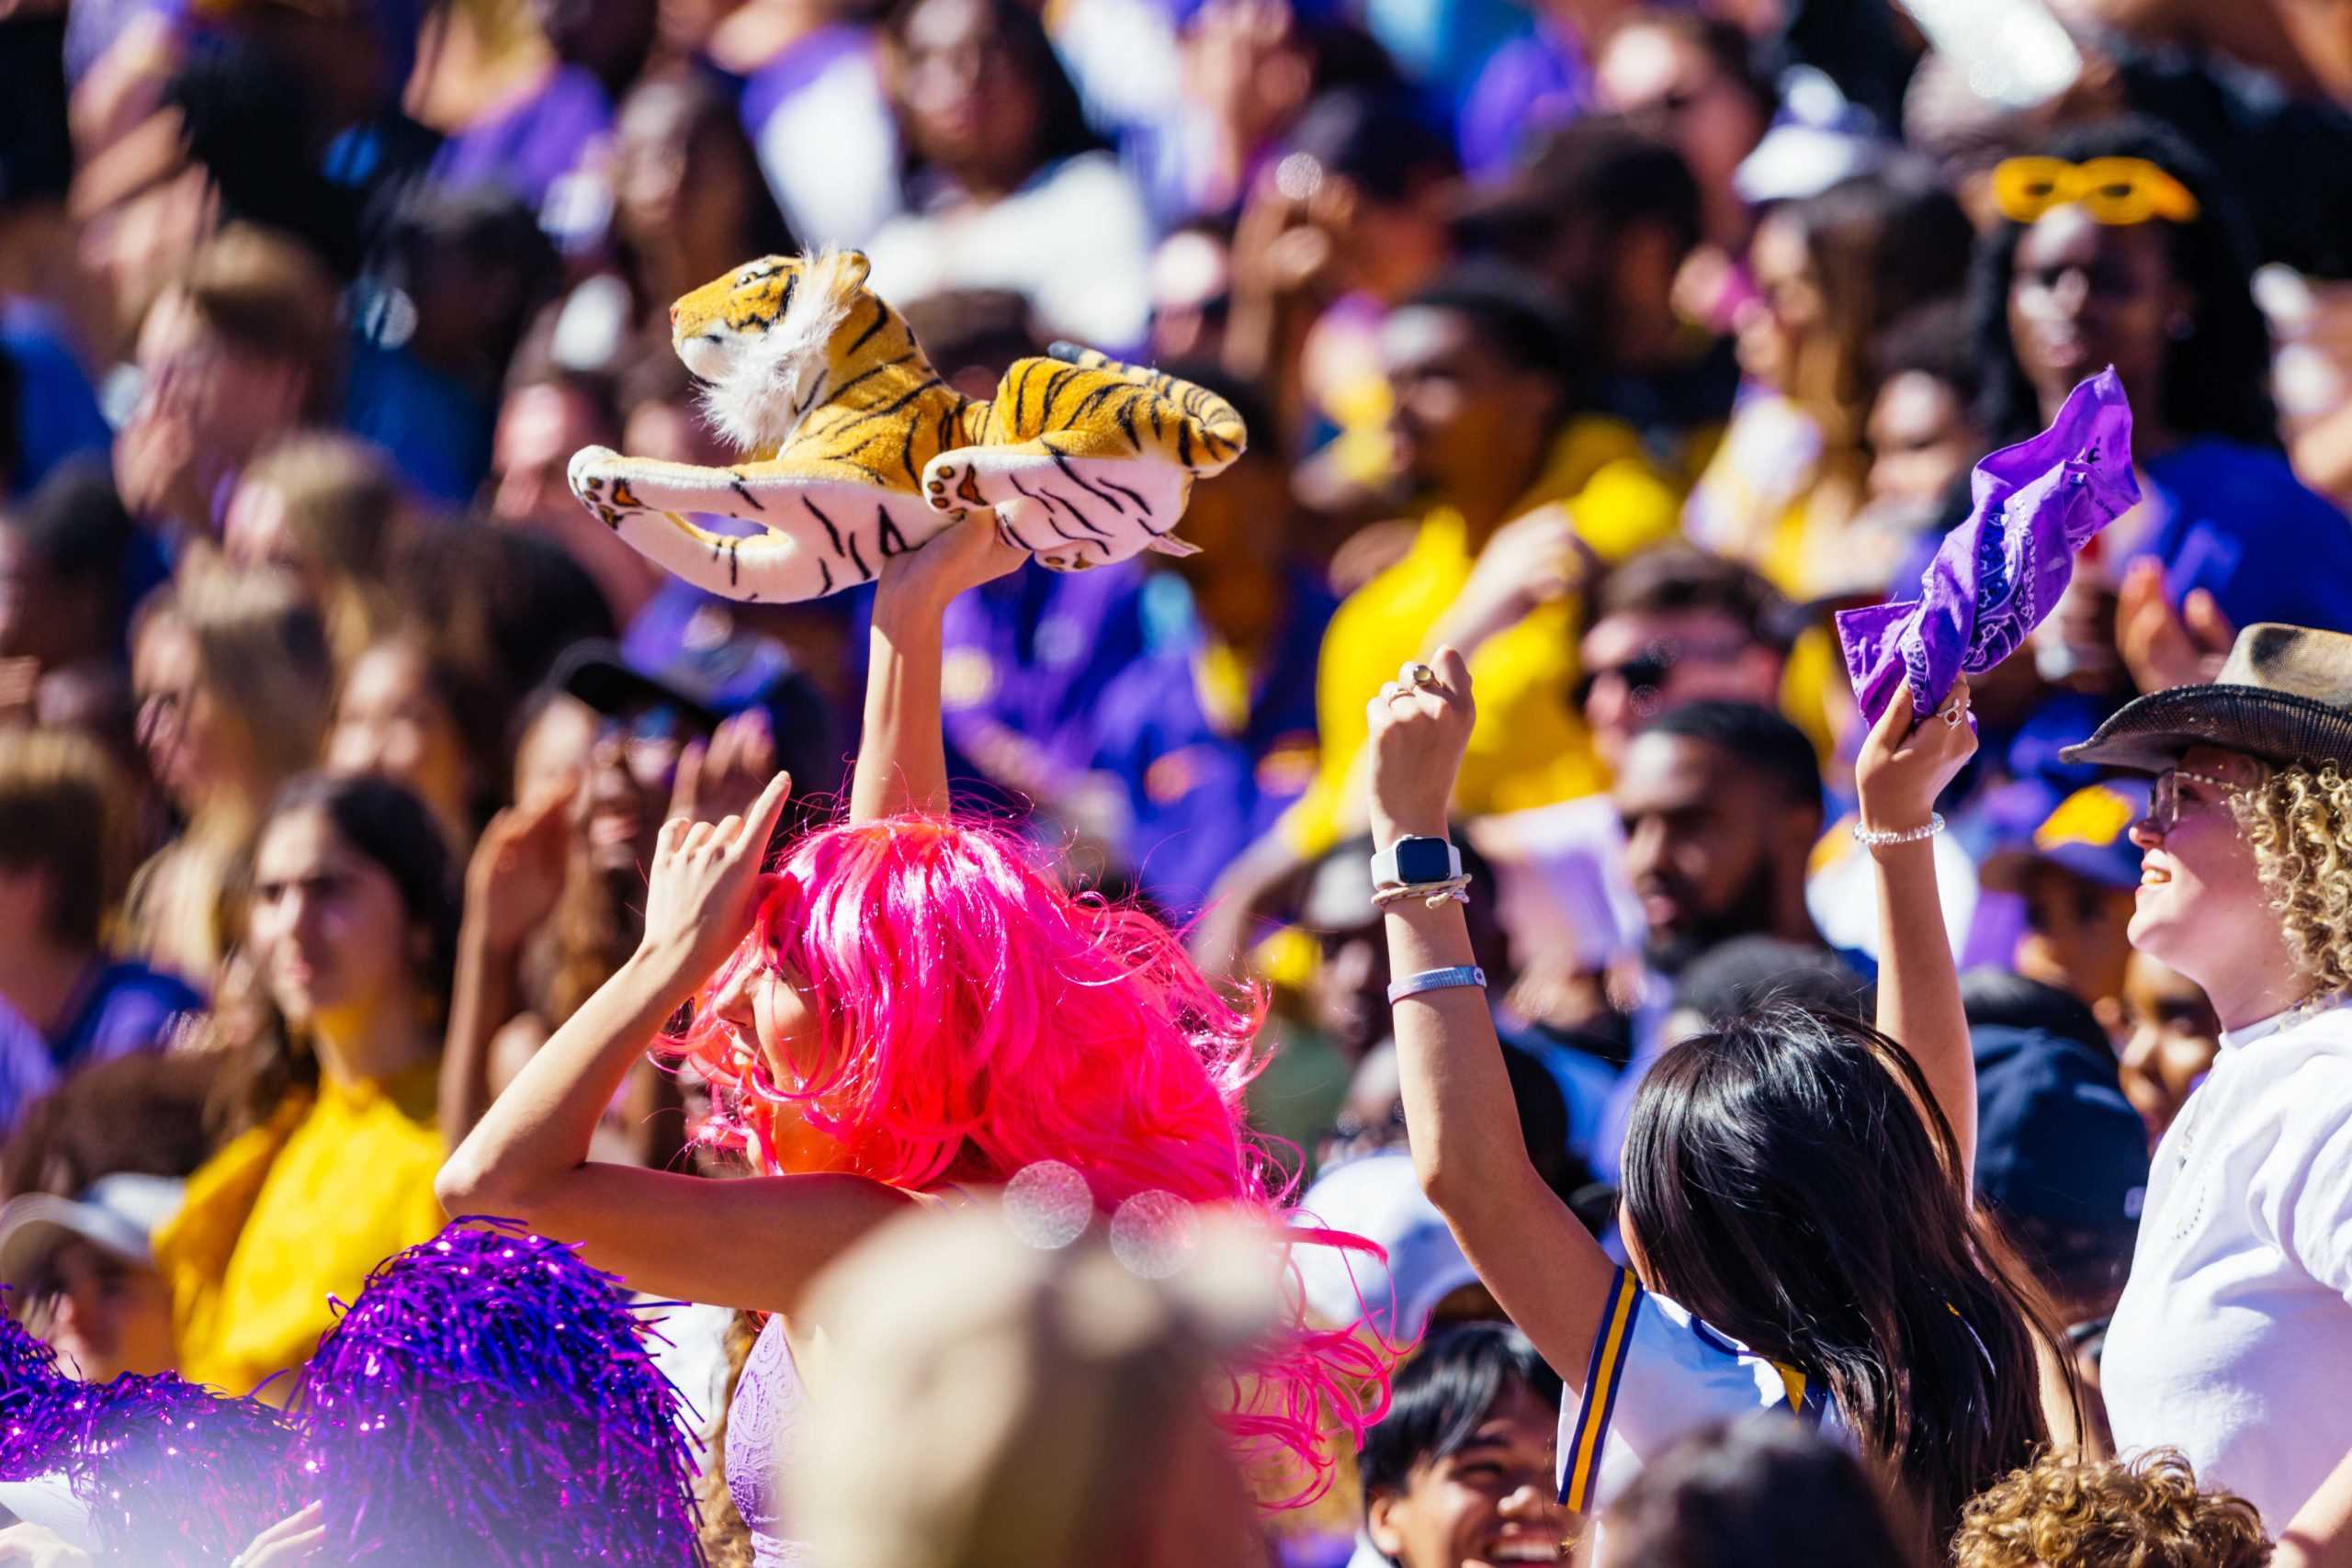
left=1851, top=811, right=1945, bottom=847
left=1388, top=964, right=1487, bottom=1004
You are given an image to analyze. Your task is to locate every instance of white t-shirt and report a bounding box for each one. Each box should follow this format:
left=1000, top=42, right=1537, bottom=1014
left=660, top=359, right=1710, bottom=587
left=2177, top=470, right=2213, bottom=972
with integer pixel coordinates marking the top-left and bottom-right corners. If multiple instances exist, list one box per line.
left=2103, top=998, right=2352, bottom=1527
left=1555, top=1269, right=1848, bottom=1517
left=862, top=152, right=1154, bottom=354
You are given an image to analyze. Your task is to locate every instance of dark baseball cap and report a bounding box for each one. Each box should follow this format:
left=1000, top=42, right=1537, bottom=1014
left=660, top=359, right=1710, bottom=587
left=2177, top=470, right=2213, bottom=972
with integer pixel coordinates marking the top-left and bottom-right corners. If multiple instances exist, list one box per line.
left=552, top=632, right=842, bottom=802
left=1973, top=1024, right=2148, bottom=1246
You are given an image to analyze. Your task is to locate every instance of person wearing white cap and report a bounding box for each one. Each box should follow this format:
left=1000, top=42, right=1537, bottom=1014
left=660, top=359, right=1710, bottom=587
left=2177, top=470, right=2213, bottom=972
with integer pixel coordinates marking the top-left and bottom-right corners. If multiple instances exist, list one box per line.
left=0, top=1172, right=184, bottom=1382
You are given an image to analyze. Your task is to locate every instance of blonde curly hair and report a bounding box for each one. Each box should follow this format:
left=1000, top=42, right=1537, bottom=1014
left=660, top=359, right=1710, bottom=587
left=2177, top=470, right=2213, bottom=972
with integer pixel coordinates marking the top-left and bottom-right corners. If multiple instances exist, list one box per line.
left=1952, top=1449, right=2270, bottom=1568
left=2234, top=761, right=2352, bottom=1000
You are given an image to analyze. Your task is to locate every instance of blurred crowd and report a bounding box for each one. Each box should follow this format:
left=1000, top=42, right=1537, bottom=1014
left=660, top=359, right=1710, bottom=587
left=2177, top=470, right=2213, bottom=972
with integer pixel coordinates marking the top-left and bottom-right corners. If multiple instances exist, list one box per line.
left=6, top=0, right=2352, bottom=1561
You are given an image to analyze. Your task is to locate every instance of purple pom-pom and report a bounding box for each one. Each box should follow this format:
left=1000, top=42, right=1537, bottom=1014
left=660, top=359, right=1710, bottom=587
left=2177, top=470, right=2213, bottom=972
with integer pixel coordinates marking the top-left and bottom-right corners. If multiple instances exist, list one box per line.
left=290, top=1218, right=706, bottom=1565
left=3, top=1295, right=297, bottom=1564
left=0, top=1297, right=76, bottom=1479
left=61, top=1375, right=300, bottom=1566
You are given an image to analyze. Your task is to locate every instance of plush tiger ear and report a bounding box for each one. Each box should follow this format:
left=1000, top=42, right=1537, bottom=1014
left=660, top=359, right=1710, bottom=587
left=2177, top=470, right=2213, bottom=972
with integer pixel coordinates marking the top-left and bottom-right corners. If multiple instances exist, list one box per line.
left=839, top=250, right=872, bottom=288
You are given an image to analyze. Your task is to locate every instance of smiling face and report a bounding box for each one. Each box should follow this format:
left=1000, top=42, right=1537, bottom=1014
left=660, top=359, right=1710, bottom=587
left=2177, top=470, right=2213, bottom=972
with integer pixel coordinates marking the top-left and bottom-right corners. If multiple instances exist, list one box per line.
left=2126, top=747, right=2278, bottom=1004
left=1366, top=1380, right=1567, bottom=1568
left=705, top=941, right=821, bottom=1088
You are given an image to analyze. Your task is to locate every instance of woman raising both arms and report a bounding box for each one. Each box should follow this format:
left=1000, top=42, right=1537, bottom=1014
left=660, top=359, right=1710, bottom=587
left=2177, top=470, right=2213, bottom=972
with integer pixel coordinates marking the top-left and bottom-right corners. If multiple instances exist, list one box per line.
left=435, top=516, right=1390, bottom=1564
left=1363, top=650, right=2069, bottom=1556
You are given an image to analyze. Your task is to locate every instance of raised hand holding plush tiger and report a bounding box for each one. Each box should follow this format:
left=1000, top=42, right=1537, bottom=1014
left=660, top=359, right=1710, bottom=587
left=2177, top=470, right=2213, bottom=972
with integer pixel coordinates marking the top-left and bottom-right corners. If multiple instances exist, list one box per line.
left=565, top=251, right=1245, bottom=602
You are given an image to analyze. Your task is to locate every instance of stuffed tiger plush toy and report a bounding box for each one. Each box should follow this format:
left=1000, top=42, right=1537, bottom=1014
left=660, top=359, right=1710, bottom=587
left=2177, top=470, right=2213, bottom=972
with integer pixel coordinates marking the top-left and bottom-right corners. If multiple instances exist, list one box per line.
left=565, top=250, right=1245, bottom=603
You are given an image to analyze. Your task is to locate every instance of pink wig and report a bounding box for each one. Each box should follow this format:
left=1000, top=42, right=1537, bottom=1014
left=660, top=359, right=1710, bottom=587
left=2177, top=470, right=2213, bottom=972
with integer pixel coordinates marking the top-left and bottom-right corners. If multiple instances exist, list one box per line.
left=667, top=816, right=1394, bottom=1504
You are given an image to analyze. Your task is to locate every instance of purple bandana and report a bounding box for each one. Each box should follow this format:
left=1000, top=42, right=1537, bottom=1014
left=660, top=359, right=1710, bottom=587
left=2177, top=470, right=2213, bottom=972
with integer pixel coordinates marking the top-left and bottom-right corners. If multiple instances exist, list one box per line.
left=1838, top=367, right=2140, bottom=723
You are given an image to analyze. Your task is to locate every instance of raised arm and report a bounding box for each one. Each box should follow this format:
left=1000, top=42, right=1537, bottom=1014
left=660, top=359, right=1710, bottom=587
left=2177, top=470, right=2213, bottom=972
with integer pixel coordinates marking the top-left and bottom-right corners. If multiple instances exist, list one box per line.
left=850, top=513, right=1028, bottom=824
left=435, top=773, right=910, bottom=1312
left=1855, top=677, right=1982, bottom=1185
left=1370, top=648, right=1620, bottom=1387
left=438, top=781, right=574, bottom=1142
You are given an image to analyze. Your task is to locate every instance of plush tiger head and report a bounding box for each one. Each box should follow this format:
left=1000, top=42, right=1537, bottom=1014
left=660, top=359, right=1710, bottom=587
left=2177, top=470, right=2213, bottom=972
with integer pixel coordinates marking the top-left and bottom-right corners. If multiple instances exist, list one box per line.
left=669, top=249, right=894, bottom=457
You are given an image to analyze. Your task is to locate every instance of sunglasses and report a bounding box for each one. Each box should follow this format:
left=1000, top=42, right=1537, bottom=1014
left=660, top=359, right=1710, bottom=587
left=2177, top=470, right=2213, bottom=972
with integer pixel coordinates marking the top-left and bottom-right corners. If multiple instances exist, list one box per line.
left=598, top=703, right=699, bottom=784
left=1992, top=156, right=2201, bottom=228
left=2148, top=765, right=2260, bottom=832
left=1572, top=637, right=1750, bottom=710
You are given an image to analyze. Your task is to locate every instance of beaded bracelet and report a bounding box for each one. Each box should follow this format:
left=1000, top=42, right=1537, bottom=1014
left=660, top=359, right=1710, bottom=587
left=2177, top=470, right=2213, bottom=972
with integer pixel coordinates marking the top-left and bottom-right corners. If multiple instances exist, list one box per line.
left=1851, top=811, right=1945, bottom=848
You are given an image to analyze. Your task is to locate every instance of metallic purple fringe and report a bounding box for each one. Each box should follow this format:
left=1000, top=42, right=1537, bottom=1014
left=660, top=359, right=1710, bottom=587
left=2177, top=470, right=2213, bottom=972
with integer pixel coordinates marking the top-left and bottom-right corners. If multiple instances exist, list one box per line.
left=0, top=1303, right=73, bottom=1478
left=288, top=1218, right=706, bottom=1566
left=4, top=1297, right=299, bottom=1564
left=57, top=1375, right=300, bottom=1565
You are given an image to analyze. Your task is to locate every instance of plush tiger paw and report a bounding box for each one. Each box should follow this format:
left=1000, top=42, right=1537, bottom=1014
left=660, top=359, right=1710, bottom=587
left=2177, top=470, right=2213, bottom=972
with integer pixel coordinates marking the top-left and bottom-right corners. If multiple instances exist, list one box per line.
left=567, top=446, right=649, bottom=532
left=925, top=458, right=996, bottom=513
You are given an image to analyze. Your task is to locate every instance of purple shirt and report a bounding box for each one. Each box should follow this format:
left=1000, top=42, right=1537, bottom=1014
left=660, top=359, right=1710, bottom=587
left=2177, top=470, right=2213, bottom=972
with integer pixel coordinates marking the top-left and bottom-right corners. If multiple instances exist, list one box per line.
left=939, top=563, right=1152, bottom=790
left=429, top=63, right=613, bottom=212
left=0, top=961, right=199, bottom=1132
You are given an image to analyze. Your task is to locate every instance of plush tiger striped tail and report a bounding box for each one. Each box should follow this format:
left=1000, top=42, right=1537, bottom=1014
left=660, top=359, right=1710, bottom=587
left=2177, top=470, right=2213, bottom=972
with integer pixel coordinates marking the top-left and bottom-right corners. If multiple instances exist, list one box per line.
left=1046, top=342, right=1248, bottom=476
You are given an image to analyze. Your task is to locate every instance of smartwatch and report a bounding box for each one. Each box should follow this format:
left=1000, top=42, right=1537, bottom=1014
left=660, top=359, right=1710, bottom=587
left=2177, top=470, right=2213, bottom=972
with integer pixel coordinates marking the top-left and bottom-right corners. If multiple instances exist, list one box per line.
left=1370, top=835, right=1462, bottom=888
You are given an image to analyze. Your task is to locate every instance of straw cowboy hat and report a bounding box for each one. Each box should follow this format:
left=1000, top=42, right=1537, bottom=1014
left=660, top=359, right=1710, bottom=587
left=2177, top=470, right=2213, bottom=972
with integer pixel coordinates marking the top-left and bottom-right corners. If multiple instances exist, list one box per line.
left=2063, top=623, right=2352, bottom=773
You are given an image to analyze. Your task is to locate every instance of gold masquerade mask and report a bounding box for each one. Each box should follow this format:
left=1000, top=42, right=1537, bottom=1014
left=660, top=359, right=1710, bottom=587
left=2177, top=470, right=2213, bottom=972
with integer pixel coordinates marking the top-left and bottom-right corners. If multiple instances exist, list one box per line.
left=1992, top=156, right=2201, bottom=226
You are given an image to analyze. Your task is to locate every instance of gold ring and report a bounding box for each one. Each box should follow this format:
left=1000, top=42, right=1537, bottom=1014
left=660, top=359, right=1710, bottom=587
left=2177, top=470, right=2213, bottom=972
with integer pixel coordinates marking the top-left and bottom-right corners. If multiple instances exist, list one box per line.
left=1402, top=661, right=1438, bottom=689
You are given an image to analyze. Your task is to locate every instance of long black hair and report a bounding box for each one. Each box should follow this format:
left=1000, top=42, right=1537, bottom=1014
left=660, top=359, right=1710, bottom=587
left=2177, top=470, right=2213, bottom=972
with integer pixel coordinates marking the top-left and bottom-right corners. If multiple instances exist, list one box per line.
left=1969, top=117, right=2277, bottom=449
left=1621, top=1004, right=2068, bottom=1554
left=210, top=773, right=463, bottom=1137
left=1359, top=1322, right=1563, bottom=1504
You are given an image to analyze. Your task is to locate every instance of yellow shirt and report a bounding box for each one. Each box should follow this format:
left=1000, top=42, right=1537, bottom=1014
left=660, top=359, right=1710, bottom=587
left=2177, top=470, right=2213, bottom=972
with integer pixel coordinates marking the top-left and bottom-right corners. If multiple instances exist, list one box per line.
left=154, top=1063, right=447, bottom=1398
left=1285, top=416, right=1685, bottom=854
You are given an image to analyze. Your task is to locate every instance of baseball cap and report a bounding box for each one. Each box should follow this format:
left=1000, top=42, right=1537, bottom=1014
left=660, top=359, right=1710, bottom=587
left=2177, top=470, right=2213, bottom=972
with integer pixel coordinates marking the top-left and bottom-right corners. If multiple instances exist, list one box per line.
left=0, top=1174, right=187, bottom=1288
left=1979, top=777, right=2152, bottom=895
left=554, top=628, right=842, bottom=799
left=1972, top=1025, right=2147, bottom=1246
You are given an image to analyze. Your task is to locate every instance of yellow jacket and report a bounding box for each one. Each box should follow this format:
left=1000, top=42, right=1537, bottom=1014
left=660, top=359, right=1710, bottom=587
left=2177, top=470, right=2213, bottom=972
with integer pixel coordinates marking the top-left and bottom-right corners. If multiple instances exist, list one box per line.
left=153, top=1063, right=447, bottom=1399
left=1285, top=416, right=1685, bottom=855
